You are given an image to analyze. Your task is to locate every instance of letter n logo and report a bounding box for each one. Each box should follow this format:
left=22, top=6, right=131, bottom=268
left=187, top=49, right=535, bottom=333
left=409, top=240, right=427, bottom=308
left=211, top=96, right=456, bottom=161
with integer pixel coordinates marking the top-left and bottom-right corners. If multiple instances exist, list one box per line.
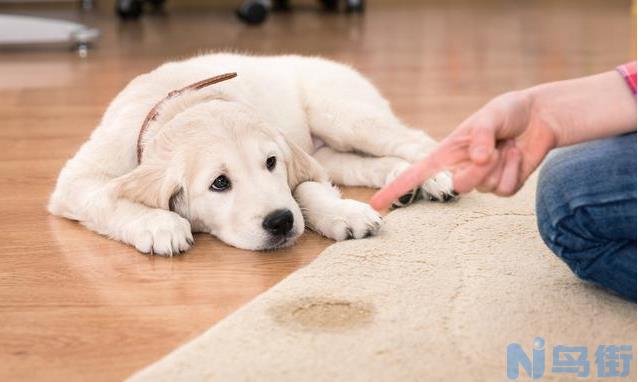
left=507, top=337, right=545, bottom=379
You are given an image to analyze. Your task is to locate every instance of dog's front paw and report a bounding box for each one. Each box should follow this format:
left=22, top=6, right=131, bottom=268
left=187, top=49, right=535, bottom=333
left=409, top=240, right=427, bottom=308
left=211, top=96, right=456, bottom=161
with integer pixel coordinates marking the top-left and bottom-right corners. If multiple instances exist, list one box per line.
left=422, top=171, right=458, bottom=202
left=314, top=199, right=383, bottom=241
left=123, top=210, right=194, bottom=256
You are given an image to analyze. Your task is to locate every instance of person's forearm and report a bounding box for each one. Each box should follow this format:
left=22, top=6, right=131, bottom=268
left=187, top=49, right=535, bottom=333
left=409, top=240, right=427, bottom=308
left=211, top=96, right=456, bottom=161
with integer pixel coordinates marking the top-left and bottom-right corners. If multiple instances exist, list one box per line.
left=528, top=70, right=636, bottom=147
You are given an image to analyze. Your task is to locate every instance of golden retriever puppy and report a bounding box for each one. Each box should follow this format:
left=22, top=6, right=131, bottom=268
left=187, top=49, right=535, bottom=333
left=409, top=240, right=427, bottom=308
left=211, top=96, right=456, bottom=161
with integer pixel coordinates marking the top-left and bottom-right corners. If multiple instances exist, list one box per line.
left=49, top=54, right=454, bottom=255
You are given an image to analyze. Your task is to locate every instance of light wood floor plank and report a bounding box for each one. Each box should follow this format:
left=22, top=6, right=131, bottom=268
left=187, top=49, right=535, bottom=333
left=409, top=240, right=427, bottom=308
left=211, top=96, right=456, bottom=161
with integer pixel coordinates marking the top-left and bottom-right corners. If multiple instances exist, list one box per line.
left=0, top=1, right=632, bottom=380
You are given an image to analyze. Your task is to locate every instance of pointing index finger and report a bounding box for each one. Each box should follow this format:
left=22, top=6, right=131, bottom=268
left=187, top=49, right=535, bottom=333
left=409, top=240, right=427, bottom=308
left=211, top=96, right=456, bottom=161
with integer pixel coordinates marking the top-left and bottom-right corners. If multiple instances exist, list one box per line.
left=369, top=136, right=471, bottom=211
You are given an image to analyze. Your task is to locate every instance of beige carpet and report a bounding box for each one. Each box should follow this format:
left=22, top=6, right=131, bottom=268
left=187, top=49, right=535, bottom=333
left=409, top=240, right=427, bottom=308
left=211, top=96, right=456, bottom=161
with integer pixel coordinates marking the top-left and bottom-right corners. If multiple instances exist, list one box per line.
left=127, top=178, right=636, bottom=381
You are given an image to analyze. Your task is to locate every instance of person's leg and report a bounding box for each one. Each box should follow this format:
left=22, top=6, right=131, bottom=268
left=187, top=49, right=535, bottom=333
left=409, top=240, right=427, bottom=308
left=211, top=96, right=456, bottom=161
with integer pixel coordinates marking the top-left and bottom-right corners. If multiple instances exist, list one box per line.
left=536, top=133, right=636, bottom=301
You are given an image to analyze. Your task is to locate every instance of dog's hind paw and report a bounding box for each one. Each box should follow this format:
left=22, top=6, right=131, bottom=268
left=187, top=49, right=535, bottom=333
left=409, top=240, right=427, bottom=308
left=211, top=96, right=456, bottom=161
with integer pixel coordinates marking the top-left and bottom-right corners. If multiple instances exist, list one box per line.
left=422, top=171, right=458, bottom=202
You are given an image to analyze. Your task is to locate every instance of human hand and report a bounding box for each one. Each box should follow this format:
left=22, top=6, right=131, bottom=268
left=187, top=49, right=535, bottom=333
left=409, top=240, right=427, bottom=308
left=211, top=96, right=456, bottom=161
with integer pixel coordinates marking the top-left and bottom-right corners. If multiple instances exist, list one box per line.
left=371, top=70, right=635, bottom=210
left=445, top=69, right=637, bottom=196
left=444, top=90, right=557, bottom=196
left=369, top=90, right=557, bottom=210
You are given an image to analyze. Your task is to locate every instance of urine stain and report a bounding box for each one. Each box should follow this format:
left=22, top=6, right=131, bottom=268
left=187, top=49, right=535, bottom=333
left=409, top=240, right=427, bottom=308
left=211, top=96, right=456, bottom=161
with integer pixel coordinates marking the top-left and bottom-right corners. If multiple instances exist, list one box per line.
left=270, top=297, right=374, bottom=331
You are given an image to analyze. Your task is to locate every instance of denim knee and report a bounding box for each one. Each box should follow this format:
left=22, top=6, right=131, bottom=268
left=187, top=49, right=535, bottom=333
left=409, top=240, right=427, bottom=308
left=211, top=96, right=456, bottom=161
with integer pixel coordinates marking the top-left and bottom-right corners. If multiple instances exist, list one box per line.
left=535, top=135, right=637, bottom=298
left=536, top=196, right=608, bottom=281
left=535, top=161, right=592, bottom=279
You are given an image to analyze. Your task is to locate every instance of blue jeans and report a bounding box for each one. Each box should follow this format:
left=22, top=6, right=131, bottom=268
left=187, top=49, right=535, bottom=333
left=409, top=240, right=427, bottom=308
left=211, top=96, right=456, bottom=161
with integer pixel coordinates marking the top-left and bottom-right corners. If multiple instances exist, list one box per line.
left=536, top=133, right=636, bottom=301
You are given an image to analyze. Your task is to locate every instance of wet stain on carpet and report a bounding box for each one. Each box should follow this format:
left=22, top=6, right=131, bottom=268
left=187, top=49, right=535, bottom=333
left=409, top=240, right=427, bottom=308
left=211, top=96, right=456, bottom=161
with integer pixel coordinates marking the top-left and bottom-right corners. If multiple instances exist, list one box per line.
left=270, top=297, right=374, bottom=331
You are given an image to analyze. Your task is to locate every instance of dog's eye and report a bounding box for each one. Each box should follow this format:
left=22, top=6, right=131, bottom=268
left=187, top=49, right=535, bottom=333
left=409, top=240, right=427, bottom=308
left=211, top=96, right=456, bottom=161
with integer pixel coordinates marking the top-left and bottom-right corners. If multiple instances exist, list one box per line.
left=266, top=156, right=277, bottom=171
left=210, top=175, right=231, bottom=192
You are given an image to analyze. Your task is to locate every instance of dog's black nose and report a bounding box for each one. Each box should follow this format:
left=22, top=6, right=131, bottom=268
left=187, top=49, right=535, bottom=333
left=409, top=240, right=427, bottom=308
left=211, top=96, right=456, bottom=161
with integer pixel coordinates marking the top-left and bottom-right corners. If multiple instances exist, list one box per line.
left=262, top=209, right=294, bottom=236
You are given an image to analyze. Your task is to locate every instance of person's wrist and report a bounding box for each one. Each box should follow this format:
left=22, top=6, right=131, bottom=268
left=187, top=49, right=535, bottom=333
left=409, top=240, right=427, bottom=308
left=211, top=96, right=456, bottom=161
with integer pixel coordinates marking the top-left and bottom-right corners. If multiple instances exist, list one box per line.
left=526, top=84, right=563, bottom=148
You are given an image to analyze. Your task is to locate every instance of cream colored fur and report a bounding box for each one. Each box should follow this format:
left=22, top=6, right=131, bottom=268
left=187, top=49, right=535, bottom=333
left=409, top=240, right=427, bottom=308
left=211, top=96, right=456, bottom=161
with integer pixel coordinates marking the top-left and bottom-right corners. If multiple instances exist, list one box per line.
left=49, top=53, right=454, bottom=255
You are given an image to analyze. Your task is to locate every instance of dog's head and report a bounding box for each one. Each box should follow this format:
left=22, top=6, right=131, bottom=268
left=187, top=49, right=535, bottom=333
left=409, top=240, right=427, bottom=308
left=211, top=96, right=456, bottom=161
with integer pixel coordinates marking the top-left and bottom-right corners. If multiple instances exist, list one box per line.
left=112, top=101, right=326, bottom=250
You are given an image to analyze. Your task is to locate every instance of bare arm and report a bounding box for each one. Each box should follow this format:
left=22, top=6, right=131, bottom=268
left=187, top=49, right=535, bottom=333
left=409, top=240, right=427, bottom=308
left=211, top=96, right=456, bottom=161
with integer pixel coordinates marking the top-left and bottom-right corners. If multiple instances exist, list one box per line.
left=371, top=67, right=636, bottom=208
left=529, top=70, right=636, bottom=148
left=446, top=68, right=636, bottom=196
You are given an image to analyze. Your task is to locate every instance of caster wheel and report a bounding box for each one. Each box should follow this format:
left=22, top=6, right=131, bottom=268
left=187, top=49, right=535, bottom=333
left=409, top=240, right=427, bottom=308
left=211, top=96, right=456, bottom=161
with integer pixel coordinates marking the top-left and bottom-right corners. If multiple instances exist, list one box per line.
left=346, top=0, right=365, bottom=12
left=237, top=1, right=268, bottom=25
left=272, top=0, right=290, bottom=11
left=116, top=0, right=143, bottom=19
left=149, top=0, right=166, bottom=11
left=320, top=0, right=338, bottom=12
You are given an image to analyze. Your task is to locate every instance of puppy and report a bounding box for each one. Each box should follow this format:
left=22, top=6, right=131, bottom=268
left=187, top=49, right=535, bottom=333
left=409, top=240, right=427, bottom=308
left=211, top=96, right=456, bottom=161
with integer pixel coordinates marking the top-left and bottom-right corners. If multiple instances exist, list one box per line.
left=49, top=54, right=455, bottom=255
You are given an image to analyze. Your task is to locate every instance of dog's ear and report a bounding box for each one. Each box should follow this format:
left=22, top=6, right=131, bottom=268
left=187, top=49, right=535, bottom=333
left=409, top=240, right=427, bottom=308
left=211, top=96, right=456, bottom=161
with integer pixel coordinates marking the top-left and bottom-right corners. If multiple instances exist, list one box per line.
left=111, top=162, right=188, bottom=216
left=279, top=136, right=328, bottom=190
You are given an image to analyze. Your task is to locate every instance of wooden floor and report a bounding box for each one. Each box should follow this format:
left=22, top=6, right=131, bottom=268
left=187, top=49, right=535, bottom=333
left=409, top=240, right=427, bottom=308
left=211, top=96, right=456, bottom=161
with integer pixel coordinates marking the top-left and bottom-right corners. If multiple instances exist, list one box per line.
left=0, top=1, right=632, bottom=380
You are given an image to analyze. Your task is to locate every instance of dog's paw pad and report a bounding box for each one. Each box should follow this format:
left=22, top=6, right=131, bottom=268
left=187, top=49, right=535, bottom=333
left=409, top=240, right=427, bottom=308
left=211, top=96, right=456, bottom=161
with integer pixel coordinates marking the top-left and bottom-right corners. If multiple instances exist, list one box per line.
left=391, top=187, right=423, bottom=209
